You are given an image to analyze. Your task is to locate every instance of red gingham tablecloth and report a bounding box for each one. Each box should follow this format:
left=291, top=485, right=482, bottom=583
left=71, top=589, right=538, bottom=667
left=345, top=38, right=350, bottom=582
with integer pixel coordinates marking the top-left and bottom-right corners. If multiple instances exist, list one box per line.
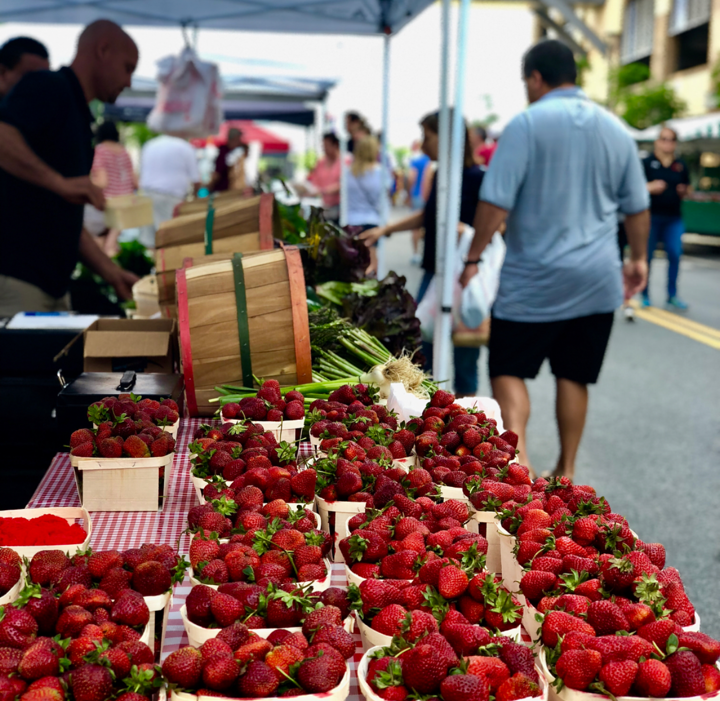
left=25, top=420, right=370, bottom=698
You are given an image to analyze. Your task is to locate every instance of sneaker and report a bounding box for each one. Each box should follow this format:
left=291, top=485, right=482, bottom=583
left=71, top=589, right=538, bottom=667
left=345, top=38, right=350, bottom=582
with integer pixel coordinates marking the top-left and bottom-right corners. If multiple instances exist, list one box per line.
left=641, top=293, right=651, bottom=307
left=624, top=306, right=635, bottom=322
left=667, top=296, right=688, bottom=310
left=410, top=253, right=422, bottom=266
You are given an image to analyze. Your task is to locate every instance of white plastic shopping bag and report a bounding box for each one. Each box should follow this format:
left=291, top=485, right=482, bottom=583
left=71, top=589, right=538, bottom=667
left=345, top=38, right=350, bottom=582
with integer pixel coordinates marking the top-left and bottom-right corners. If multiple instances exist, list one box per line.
left=460, top=232, right=505, bottom=328
left=416, top=229, right=505, bottom=341
left=147, top=48, right=223, bottom=137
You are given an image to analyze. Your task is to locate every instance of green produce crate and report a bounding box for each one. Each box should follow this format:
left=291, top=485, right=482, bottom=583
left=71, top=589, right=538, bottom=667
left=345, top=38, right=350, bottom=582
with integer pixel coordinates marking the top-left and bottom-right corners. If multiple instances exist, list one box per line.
left=682, top=200, right=720, bottom=236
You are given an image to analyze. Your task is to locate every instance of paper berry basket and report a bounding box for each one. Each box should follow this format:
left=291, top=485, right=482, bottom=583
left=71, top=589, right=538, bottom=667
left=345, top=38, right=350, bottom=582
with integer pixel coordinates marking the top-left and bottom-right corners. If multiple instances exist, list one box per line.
left=224, top=417, right=305, bottom=443
left=188, top=558, right=333, bottom=592
left=70, top=454, right=174, bottom=512
left=0, top=506, right=92, bottom=558
left=315, top=496, right=366, bottom=563
left=358, top=645, right=548, bottom=701
left=180, top=604, right=354, bottom=648
left=167, top=664, right=351, bottom=701
left=537, top=649, right=718, bottom=701
left=355, top=613, right=522, bottom=652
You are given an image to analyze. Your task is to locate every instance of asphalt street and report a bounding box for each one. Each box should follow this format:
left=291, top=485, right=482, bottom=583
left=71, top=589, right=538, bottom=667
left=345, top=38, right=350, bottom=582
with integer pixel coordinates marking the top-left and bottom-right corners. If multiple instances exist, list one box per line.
left=381, top=221, right=720, bottom=636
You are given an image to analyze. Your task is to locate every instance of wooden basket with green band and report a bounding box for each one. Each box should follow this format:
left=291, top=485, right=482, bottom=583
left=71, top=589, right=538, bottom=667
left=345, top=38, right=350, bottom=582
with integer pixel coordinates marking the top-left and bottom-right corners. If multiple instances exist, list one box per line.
left=176, top=247, right=312, bottom=417
left=155, top=194, right=275, bottom=316
left=174, top=190, right=248, bottom=216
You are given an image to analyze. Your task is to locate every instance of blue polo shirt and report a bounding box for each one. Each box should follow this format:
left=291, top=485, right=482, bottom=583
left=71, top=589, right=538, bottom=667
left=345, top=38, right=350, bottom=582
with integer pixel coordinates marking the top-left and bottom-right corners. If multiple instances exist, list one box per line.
left=481, top=87, right=649, bottom=322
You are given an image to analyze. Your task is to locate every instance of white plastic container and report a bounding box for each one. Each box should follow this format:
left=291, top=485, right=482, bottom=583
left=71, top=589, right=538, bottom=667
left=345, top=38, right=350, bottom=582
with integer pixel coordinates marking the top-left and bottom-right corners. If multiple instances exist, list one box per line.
left=471, top=510, right=501, bottom=573
left=180, top=605, right=354, bottom=648
left=189, top=558, right=333, bottom=592
left=356, top=613, right=522, bottom=652
left=0, top=507, right=92, bottom=557
left=315, top=496, right=366, bottom=563
left=168, top=663, right=351, bottom=701
left=358, top=646, right=547, bottom=701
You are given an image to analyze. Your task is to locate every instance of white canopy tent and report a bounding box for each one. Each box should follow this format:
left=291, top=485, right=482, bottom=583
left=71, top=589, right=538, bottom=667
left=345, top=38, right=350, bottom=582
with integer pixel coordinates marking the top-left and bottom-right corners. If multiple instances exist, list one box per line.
left=5, top=0, right=607, bottom=389
left=629, top=113, right=720, bottom=143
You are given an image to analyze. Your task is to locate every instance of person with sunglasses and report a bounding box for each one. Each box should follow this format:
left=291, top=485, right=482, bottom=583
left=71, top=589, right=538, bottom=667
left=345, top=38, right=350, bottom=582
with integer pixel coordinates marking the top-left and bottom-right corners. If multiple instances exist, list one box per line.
left=641, top=126, right=690, bottom=310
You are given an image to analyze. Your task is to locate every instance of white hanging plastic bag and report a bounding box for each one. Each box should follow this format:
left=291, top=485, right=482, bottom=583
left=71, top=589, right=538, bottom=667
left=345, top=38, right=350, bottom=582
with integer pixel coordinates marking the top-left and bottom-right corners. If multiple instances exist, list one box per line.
left=459, top=231, right=505, bottom=328
left=147, top=48, right=223, bottom=138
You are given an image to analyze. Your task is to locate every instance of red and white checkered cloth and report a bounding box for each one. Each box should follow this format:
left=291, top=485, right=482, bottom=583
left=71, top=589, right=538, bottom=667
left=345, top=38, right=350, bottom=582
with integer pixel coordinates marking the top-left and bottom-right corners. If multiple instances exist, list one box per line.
left=26, top=419, right=363, bottom=698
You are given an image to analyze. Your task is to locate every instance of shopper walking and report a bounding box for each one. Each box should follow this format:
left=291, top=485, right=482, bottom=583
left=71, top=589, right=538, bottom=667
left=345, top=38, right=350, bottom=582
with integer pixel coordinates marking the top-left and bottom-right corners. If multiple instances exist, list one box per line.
left=304, top=132, right=341, bottom=222
left=139, top=134, right=201, bottom=247
left=211, top=127, right=243, bottom=193
left=361, top=110, right=484, bottom=397
left=0, top=37, right=49, bottom=99
left=642, top=126, right=690, bottom=310
left=84, top=120, right=137, bottom=256
left=0, top=20, right=139, bottom=317
left=347, top=136, right=383, bottom=274
left=459, top=39, right=650, bottom=479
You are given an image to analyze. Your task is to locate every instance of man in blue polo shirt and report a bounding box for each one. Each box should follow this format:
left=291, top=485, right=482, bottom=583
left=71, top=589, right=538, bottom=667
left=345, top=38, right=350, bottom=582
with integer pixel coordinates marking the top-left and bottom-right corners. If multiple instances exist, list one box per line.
left=459, top=40, right=650, bottom=480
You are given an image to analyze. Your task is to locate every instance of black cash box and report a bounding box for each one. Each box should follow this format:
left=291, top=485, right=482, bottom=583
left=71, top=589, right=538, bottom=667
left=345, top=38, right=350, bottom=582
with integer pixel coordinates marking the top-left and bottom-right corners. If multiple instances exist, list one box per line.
left=57, top=371, right=184, bottom=445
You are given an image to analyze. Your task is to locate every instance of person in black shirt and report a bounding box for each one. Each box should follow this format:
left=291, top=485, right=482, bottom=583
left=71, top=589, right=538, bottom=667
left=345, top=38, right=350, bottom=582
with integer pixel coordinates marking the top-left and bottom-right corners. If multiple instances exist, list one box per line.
left=0, top=37, right=49, bottom=99
left=641, top=126, right=691, bottom=310
left=0, top=20, right=139, bottom=317
left=360, top=110, right=485, bottom=396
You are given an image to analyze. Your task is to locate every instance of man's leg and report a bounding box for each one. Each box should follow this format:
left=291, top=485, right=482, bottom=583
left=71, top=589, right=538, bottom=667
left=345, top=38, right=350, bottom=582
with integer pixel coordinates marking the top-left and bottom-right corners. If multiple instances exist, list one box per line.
left=453, top=345, right=481, bottom=398
left=642, top=216, right=660, bottom=303
left=664, top=217, right=685, bottom=303
left=554, top=378, right=588, bottom=481
left=491, top=375, right=532, bottom=471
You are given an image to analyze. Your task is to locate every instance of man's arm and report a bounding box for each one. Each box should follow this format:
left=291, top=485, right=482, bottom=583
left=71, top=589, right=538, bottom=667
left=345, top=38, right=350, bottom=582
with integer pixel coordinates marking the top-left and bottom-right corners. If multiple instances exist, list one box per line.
left=458, top=202, right=508, bottom=287
left=0, top=123, right=105, bottom=208
left=622, top=209, right=650, bottom=300
left=78, top=228, right=139, bottom=300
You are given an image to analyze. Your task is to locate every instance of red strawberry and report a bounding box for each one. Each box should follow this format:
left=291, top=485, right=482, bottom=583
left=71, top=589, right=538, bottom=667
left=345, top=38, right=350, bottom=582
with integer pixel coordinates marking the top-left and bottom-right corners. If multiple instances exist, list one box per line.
left=542, top=610, right=596, bottom=647
left=599, top=660, right=638, bottom=697
left=665, top=651, right=705, bottom=697
left=402, top=642, right=450, bottom=694
left=438, top=565, right=468, bottom=599
left=371, top=604, right=407, bottom=636
left=71, top=664, right=113, bottom=701
left=556, top=649, right=603, bottom=690
left=496, top=673, right=539, bottom=701
left=633, top=659, right=672, bottom=697
left=702, top=664, right=720, bottom=694
left=520, top=571, right=557, bottom=603
left=441, top=674, right=490, bottom=701
left=586, top=600, right=629, bottom=635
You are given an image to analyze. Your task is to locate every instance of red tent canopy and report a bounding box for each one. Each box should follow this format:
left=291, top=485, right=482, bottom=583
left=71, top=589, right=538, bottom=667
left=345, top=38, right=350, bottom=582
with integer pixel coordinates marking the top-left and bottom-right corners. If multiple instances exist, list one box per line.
left=191, top=120, right=290, bottom=155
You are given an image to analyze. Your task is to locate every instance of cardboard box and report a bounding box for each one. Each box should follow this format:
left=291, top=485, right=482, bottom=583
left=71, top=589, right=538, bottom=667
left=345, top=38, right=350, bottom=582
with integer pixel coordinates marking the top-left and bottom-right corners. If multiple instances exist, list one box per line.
left=82, top=319, right=177, bottom=373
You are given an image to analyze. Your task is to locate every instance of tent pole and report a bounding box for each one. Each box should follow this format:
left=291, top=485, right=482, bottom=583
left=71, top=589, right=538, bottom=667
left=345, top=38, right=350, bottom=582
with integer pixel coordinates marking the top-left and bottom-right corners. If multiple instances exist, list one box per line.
left=433, top=0, right=452, bottom=385
left=377, top=32, right=391, bottom=280
left=437, top=0, right=471, bottom=393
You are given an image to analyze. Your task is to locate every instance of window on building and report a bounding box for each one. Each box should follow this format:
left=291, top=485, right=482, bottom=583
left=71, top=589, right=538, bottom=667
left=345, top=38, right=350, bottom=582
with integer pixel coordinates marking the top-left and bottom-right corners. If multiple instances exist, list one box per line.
left=673, top=23, right=709, bottom=70
left=621, top=0, right=654, bottom=65
left=669, top=0, right=710, bottom=35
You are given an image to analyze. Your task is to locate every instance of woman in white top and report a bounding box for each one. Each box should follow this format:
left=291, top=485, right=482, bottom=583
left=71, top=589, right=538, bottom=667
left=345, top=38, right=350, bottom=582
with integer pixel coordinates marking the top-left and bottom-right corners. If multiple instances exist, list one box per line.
left=346, top=136, right=383, bottom=274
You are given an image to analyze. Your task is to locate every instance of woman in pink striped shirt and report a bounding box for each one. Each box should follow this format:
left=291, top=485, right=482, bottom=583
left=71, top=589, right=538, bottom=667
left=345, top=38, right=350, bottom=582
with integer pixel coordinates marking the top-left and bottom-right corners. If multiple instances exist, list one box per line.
left=84, top=121, right=137, bottom=256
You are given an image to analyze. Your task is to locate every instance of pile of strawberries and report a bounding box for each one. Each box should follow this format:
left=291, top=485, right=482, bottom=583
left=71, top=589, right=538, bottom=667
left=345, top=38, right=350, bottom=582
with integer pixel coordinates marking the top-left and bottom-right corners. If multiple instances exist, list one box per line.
left=165, top=602, right=354, bottom=696
left=69, top=395, right=178, bottom=459
left=26, top=543, right=186, bottom=599
left=188, top=512, right=330, bottom=586
left=184, top=582, right=350, bottom=632
left=351, top=567, right=522, bottom=645
left=0, top=582, right=158, bottom=701
left=492, top=477, right=696, bottom=628
left=220, top=380, right=305, bottom=422
left=365, top=632, right=542, bottom=701
left=542, top=613, right=720, bottom=697
left=0, top=547, right=22, bottom=597
left=339, top=498, right=487, bottom=580
left=190, top=423, right=316, bottom=504
left=88, top=395, right=179, bottom=430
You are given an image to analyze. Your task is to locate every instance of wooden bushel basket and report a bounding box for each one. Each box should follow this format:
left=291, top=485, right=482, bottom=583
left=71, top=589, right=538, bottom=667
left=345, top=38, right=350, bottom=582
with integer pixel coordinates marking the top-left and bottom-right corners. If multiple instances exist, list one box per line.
left=176, top=247, right=312, bottom=417
left=155, top=193, right=275, bottom=315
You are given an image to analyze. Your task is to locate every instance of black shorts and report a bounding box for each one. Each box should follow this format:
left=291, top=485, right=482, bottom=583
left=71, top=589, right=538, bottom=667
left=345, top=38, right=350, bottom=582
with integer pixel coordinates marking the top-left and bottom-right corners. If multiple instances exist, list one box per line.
left=488, top=312, right=615, bottom=385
